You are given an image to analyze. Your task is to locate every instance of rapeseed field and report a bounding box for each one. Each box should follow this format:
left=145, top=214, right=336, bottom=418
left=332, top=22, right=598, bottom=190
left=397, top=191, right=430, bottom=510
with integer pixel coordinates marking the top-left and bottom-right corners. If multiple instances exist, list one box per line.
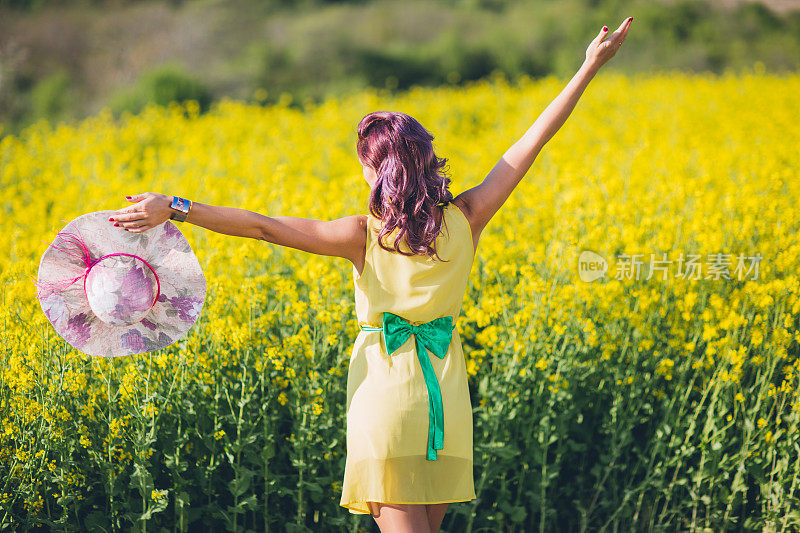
left=1, top=67, right=799, bottom=531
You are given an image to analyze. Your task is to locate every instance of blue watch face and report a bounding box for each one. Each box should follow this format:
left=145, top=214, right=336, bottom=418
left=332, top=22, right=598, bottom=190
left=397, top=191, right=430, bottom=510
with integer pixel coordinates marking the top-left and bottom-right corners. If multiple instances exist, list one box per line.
left=172, top=197, right=189, bottom=213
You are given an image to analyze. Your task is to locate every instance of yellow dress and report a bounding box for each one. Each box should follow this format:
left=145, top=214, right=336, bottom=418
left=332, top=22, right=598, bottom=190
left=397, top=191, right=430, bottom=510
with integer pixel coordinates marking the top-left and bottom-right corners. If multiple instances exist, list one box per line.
left=339, top=201, right=478, bottom=515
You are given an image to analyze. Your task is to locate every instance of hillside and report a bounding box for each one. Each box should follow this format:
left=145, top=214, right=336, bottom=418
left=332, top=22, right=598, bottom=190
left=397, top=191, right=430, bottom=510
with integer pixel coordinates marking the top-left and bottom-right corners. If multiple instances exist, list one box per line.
left=1, top=0, right=799, bottom=136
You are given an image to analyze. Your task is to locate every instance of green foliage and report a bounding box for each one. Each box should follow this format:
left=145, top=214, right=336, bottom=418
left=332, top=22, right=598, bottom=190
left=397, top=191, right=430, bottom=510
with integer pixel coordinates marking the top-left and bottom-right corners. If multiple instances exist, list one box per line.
left=239, top=0, right=800, bottom=109
left=4, top=265, right=800, bottom=530
left=0, top=44, right=35, bottom=137
left=108, top=63, right=212, bottom=117
left=3, top=0, right=800, bottom=133
left=30, top=71, right=75, bottom=124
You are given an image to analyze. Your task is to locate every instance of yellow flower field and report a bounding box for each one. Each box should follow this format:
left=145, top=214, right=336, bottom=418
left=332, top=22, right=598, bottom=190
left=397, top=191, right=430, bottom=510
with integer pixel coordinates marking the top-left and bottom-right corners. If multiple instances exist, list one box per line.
left=1, top=67, right=799, bottom=531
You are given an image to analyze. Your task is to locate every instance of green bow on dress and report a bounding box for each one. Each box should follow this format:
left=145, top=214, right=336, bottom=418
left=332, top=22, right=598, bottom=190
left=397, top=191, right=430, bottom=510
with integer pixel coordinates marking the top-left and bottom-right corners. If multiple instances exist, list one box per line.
left=360, top=311, right=455, bottom=461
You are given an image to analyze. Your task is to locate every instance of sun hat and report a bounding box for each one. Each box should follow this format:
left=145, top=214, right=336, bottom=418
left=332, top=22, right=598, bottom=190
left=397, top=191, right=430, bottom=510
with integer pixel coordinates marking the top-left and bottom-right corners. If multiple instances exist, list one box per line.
left=36, top=210, right=206, bottom=357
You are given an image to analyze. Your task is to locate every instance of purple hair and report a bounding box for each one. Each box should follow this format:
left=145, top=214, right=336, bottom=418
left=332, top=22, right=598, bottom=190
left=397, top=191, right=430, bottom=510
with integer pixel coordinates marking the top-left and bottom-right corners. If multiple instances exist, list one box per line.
left=357, top=111, right=454, bottom=261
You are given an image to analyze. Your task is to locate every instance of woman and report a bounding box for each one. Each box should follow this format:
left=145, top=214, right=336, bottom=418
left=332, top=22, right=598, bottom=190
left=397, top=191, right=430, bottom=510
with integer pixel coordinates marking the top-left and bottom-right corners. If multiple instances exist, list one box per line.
left=109, top=17, right=632, bottom=533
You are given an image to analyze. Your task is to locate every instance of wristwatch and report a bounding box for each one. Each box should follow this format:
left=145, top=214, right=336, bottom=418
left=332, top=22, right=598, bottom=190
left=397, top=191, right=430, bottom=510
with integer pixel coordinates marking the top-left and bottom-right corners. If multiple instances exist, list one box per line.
left=169, top=196, right=192, bottom=222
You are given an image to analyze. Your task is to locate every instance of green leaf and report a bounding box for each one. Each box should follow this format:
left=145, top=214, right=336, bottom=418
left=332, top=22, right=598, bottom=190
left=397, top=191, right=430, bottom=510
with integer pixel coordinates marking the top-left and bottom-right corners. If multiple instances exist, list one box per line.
left=229, top=472, right=252, bottom=497
left=301, top=480, right=323, bottom=495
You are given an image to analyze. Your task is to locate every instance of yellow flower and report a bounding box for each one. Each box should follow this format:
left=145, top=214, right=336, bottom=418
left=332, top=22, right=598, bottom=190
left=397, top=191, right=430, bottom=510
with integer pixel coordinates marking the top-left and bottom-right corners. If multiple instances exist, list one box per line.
left=655, top=358, right=674, bottom=380
left=466, top=358, right=478, bottom=377
left=325, top=333, right=339, bottom=346
left=0, top=69, right=796, bottom=519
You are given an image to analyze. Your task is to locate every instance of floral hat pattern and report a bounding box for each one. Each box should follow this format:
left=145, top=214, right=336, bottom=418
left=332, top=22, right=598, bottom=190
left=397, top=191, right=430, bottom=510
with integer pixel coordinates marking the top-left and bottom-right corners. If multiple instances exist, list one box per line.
left=36, top=210, right=206, bottom=357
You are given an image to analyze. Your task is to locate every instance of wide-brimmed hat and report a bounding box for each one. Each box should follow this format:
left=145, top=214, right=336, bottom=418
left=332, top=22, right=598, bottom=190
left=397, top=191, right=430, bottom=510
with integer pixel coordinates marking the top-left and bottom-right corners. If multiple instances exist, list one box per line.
left=36, top=210, right=206, bottom=357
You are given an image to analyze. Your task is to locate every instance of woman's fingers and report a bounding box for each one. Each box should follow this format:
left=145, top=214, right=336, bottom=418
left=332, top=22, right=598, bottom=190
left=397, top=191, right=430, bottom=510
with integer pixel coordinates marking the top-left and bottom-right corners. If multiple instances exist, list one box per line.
left=119, top=222, right=150, bottom=232
left=126, top=224, right=152, bottom=233
left=111, top=212, right=146, bottom=223
left=115, top=197, right=149, bottom=215
left=121, top=221, right=148, bottom=228
left=592, top=26, right=609, bottom=47
left=606, top=17, right=632, bottom=46
left=126, top=193, right=149, bottom=203
left=586, top=17, right=632, bottom=70
left=108, top=193, right=162, bottom=232
left=616, top=16, right=632, bottom=34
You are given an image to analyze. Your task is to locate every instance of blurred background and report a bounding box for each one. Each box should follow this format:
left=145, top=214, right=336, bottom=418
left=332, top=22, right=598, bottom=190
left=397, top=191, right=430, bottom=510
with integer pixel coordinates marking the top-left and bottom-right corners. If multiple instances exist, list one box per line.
left=1, top=0, right=799, bottom=137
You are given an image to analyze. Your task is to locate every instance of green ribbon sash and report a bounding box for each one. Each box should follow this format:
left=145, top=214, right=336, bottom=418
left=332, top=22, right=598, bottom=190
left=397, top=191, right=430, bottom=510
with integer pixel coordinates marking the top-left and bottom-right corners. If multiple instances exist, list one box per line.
left=360, top=311, right=455, bottom=461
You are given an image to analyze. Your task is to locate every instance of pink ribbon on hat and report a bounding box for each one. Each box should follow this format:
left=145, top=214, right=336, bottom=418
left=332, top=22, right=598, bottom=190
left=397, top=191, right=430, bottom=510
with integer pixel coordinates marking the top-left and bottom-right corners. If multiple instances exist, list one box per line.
left=36, top=231, right=161, bottom=308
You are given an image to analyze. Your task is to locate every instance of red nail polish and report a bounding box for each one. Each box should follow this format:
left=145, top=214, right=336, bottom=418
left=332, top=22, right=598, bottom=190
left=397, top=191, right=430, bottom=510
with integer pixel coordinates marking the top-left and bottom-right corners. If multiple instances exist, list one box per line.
left=603, top=26, right=608, bottom=31
left=114, top=223, right=119, bottom=227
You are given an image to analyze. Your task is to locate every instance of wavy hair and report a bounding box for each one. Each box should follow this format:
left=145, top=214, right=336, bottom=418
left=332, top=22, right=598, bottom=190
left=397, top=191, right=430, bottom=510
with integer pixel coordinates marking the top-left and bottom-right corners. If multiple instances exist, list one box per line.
left=357, top=111, right=454, bottom=261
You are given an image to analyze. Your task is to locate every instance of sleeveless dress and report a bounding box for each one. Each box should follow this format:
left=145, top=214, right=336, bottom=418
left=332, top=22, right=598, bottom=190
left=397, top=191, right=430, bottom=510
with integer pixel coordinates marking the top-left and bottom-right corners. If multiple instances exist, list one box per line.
left=339, top=202, right=478, bottom=515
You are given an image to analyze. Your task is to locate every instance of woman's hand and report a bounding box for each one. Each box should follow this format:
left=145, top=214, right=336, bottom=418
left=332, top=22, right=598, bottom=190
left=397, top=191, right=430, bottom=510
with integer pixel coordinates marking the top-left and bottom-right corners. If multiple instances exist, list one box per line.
left=585, top=16, right=633, bottom=72
left=109, top=192, right=174, bottom=233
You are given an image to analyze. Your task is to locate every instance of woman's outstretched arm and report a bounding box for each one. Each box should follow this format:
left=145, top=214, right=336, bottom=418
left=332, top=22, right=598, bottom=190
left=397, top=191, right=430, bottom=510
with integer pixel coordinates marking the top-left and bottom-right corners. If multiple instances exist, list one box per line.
left=455, top=16, right=633, bottom=238
left=109, top=192, right=367, bottom=262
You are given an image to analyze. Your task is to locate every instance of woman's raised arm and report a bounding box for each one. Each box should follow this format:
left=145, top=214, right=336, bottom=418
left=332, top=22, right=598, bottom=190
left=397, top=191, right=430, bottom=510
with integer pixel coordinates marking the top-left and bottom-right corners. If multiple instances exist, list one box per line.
left=455, top=16, right=633, bottom=238
left=110, top=192, right=367, bottom=263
